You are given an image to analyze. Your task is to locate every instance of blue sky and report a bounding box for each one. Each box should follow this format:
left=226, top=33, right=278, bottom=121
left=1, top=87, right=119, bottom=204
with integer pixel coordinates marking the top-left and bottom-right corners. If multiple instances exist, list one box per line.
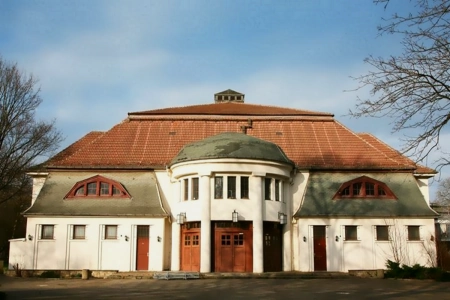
left=1, top=1, right=447, bottom=199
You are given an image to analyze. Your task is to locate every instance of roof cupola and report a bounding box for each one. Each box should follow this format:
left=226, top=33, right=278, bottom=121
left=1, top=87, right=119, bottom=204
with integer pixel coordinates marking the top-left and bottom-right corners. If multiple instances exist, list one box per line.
left=214, top=89, right=245, bottom=103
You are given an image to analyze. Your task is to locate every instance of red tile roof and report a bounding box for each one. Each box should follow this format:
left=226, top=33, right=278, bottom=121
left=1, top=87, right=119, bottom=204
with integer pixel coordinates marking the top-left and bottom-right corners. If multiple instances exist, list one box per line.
left=46, top=102, right=432, bottom=173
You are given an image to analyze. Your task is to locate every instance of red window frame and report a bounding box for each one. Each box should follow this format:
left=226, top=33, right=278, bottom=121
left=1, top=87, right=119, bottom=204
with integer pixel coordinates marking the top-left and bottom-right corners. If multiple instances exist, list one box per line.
left=333, top=176, right=396, bottom=199
left=64, top=175, right=130, bottom=199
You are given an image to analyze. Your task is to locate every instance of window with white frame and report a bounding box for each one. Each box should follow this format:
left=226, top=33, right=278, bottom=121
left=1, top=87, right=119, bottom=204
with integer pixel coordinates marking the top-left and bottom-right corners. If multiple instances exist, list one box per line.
left=192, top=177, right=199, bottom=200
left=344, top=225, right=359, bottom=241
left=182, top=177, right=199, bottom=201
left=41, top=225, right=54, bottom=240
left=240, top=176, right=249, bottom=199
left=264, top=178, right=271, bottom=200
left=227, top=176, right=236, bottom=199
left=214, top=176, right=223, bottom=199
left=375, top=225, right=389, bottom=241
left=407, top=225, right=421, bottom=241
left=264, top=177, right=283, bottom=201
left=104, top=225, right=118, bottom=239
left=72, top=225, right=86, bottom=240
left=213, top=175, right=250, bottom=200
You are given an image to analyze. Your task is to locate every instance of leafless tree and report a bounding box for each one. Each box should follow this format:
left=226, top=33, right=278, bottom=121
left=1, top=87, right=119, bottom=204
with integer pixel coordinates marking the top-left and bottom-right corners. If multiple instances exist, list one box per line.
left=0, top=56, right=63, bottom=206
left=435, top=176, right=450, bottom=205
left=351, top=0, right=450, bottom=169
left=385, top=219, right=409, bottom=265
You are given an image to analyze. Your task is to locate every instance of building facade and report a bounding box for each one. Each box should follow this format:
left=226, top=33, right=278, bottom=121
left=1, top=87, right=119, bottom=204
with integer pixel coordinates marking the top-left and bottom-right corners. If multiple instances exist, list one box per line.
left=9, top=90, right=438, bottom=273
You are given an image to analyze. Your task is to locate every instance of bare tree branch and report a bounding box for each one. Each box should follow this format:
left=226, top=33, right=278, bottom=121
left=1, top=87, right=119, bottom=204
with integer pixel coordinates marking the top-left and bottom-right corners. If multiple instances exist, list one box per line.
left=351, top=0, right=450, bottom=170
left=0, top=56, right=63, bottom=206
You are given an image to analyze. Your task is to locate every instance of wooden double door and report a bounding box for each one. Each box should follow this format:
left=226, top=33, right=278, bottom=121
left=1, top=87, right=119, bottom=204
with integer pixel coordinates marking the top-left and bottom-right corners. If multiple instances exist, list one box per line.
left=213, top=221, right=253, bottom=272
left=180, top=222, right=201, bottom=271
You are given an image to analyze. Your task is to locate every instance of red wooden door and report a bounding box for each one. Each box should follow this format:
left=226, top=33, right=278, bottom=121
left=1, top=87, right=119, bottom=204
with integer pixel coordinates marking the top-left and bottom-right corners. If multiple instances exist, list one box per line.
left=214, top=222, right=252, bottom=272
left=313, top=226, right=327, bottom=271
left=136, top=225, right=149, bottom=270
left=181, top=232, right=200, bottom=271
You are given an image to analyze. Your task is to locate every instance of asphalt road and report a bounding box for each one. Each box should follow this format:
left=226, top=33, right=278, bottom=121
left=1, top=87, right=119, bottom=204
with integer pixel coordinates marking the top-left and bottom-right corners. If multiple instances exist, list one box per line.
left=1, top=276, right=450, bottom=300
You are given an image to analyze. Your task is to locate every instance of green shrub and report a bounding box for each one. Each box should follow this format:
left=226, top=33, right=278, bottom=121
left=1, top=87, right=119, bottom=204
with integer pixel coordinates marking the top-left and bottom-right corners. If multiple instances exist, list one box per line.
left=385, top=260, right=450, bottom=281
left=40, top=270, right=60, bottom=278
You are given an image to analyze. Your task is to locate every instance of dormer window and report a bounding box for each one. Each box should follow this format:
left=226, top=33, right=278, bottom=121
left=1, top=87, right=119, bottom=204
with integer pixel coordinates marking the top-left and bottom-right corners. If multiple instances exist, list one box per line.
left=333, top=176, right=396, bottom=199
left=65, top=175, right=130, bottom=199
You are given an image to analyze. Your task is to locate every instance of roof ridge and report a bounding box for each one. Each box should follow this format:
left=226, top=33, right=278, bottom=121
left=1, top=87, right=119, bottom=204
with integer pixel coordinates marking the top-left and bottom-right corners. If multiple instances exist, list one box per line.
left=129, top=102, right=334, bottom=117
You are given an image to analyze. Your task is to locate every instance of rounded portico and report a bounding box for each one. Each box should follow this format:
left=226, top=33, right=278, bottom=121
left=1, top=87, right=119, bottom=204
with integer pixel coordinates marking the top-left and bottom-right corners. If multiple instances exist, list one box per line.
left=169, top=132, right=294, bottom=273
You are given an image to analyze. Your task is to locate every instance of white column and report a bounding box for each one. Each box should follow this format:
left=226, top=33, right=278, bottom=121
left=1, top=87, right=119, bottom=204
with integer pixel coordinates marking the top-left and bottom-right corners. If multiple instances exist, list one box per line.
left=200, top=173, right=211, bottom=273
left=251, top=174, right=264, bottom=273
left=170, top=223, right=181, bottom=271
left=283, top=181, right=292, bottom=271
left=170, top=180, right=181, bottom=271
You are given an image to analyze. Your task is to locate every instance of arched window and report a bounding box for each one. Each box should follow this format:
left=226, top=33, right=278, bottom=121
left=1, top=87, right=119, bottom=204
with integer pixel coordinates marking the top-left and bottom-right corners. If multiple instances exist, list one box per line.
left=65, top=175, right=130, bottom=199
left=333, top=176, right=396, bottom=199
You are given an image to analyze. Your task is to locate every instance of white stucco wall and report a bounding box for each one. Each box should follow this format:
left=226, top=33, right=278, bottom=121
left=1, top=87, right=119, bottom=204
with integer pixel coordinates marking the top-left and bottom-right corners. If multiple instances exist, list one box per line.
left=415, top=176, right=432, bottom=205
left=295, top=218, right=436, bottom=272
left=9, top=217, right=167, bottom=271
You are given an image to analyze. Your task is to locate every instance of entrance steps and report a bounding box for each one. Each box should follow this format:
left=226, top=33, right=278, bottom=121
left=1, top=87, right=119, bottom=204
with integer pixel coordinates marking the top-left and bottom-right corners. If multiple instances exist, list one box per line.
left=154, top=272, right=200, bottom=280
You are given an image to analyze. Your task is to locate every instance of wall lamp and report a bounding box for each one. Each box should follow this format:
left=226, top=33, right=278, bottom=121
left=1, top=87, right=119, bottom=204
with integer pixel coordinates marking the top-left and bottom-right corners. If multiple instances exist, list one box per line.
left=232, top=210, right=239, bottom=223
left=28, top=234, right=33, bottom=241
left=335, top=235, right=340, bottom=242
left=124, top=235, right=129, bottom=242
left=303, top=236, right=307, bottom=242
left=176, top=212, right=186, bottom=225
left=278, top=212, right=287, bottom=225
left=157, top=236, right=162, bottom=242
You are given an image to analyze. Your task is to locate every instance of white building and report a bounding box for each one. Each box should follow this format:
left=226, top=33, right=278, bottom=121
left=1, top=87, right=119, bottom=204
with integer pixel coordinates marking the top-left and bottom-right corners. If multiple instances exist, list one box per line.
left=9, top=90, right=438, bottom=273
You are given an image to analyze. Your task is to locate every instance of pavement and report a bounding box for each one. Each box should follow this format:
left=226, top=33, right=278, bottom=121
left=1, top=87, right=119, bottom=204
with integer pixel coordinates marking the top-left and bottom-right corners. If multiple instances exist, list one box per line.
left=1, top=275, right=450, bottom=300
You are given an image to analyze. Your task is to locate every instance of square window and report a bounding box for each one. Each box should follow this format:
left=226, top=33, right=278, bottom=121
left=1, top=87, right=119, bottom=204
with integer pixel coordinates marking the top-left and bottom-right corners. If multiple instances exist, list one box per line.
left=41, top=225, right=54, bottom=239
left=73, top=225, right=86, bottom=239
left=376, top=225, right=389, bottom=241
left=345, top=225, right=358, bottom=241
left=214, top=176, right=223, bottom=199
left=105, top=225, right=117, bottom=239
left=408, top=226, right=421, bottom=241
left=192, top=177, right=199, bottom=200
left=240, top=176, right=249, bottom=199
